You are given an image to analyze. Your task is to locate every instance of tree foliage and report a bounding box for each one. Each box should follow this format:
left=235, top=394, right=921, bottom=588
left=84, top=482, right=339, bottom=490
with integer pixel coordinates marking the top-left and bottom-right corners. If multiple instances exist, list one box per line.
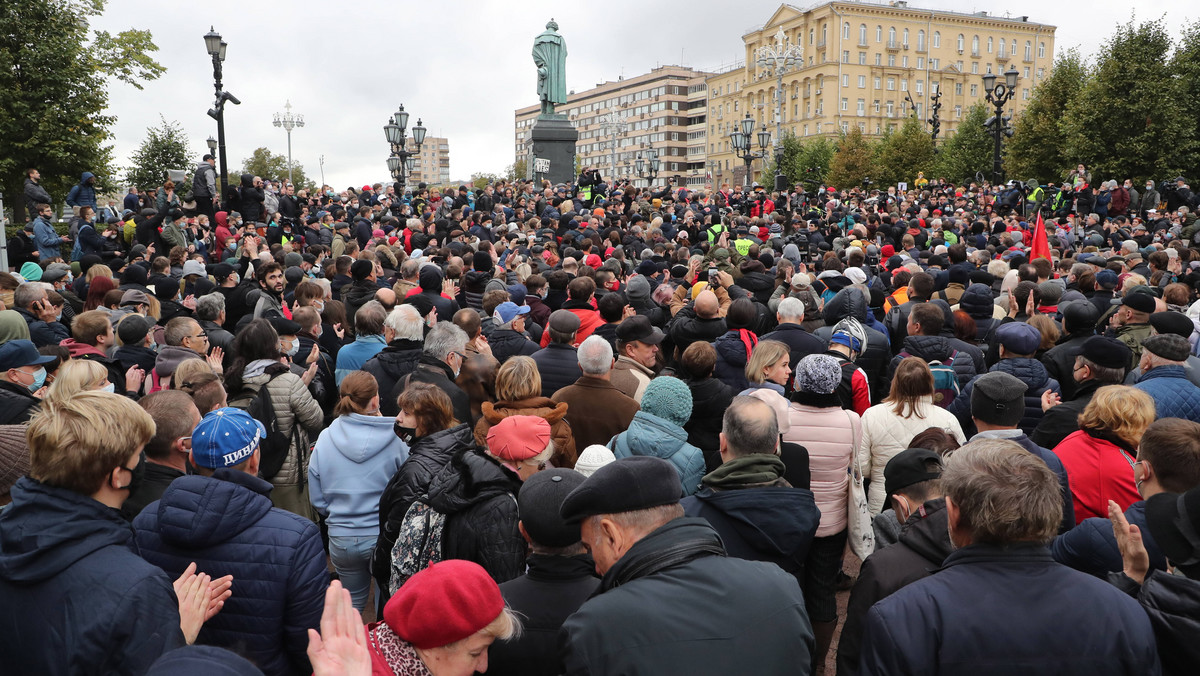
left=504, top=159, right=528, bottom=182
left=873, top=116, right=936, bottom=187
left=1170, top=20, right=1200, bottom=180
left=934, top=103, right=994, bottom=184
left=1061, top=20, right=1189, bottom=182
left=124, top=117, right=192, bottom=192
left=827, top=128, right=875, bottom=189
left=470, top=172, right=500, bottom=190
left=240, top=147, right=313, bottom=190
left=0, top=0, right=164, bottom=217
left=1005, top=50, right=1086, bottom=184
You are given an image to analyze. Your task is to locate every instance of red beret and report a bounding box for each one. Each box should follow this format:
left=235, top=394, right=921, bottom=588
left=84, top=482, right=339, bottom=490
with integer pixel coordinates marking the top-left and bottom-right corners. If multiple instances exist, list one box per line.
left=384, top=560, right=504, bottom=649
left=486, top=415, right=551, bottom=462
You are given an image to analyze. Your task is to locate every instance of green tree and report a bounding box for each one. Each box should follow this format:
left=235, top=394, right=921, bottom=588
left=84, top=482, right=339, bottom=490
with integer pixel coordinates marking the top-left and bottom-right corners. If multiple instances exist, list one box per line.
left=796, top=137, right=835, bottom=188
left=124, top=116, right=192, bottom=192
left=1006, top=50, right=1086, bottom=184
left=1170, top=20, right=1200, bottom=179
left=874, top=116, right=936, bottom=188
left=470, top=172, right=500, bottom=190
left=1061, top=20, right=1189, bottom=181
left=0, top=0, right=164, bottom=218
left=934, top=103, right=994, bottom=184
left=239, top=147, right=312, bottom=190
left=827, top=128, right=875, bottom=189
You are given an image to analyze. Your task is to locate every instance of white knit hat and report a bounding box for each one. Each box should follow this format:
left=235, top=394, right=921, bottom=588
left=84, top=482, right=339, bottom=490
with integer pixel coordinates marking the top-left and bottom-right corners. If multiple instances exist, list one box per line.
left=574, top=445, right=616, bottom=478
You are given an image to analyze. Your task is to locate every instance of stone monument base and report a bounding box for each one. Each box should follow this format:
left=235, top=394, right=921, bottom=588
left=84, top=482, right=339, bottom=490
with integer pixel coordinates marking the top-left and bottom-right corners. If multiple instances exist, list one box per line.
left=529, top=113, right=578, bottom=186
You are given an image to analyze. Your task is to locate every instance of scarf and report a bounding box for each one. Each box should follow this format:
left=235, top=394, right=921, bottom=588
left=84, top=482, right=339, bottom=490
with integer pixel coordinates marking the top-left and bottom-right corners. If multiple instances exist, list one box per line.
left=366, top=622, right=432, bottom=676
left=702, top=453, right=787, bottom=489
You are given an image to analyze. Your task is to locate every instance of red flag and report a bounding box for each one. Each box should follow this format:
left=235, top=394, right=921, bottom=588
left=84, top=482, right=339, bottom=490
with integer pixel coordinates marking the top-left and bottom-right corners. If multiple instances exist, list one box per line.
left=1029, top=212, right=1051, bottom=261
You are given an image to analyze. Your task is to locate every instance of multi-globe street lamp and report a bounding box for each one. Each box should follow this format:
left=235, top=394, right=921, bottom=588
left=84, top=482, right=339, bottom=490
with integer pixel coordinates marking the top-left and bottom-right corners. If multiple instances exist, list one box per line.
left=383, top=105, right=426, bottom=192
left=729, top=112, right=772, bottom=188
left=982, top=67, right=1020, bottom=185
left=273, top=100, right=304, bottom=186
left=754, top=27, right=802, bottom=191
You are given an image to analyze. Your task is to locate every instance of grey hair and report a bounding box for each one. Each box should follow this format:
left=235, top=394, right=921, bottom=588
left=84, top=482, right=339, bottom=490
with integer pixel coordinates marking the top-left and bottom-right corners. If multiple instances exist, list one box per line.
left=423, top=321, right=468, bottom=361
left=194, top=293, right=225, bottom=321
left=942, top=439, right=1062, bottom=546
left=355, top=300, right=387, bottom=336
left=585, top=504, right=684, bottom=539
left=14, top=281, right=50, bottom=309
left=577, top=335, right=614, bottom=375
left=776, top=296, right=805, bottom=321
left=400, top=259, right=421, bottom=279
left=722, top=396, right=779, bottom=457
left=384, top=304, right=424, bottom=341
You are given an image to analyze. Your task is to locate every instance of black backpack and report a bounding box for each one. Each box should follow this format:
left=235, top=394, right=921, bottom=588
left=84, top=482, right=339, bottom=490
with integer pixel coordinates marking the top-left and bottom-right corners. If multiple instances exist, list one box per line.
left=231, top=371, right=299, bottom=480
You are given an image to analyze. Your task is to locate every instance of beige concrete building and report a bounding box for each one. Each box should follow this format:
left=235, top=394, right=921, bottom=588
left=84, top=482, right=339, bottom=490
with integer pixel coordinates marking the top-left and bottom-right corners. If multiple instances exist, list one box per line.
left=707, top=1, right=1056, bottom=187
left=409, top=136, right=450, bottom=188
left=514, top=65, right=712, bottom=188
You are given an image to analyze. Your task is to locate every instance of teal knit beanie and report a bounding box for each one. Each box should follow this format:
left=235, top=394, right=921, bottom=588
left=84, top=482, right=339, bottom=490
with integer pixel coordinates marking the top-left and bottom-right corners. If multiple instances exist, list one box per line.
left=639, top=376, right=693, bottom=427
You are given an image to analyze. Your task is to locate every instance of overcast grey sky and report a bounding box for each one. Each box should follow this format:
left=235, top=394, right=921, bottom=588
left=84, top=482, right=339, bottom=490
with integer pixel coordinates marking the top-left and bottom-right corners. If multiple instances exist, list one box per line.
left=94, top=0, right=1196, bottom=189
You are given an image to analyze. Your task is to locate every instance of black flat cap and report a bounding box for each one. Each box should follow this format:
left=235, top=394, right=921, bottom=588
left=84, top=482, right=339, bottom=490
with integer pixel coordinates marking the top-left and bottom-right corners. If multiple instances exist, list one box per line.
left=1149, top=312, right=1195, bottom=340
left=1121, top=292, right=1157, bottom=314
left=560, top=456, right=682, bottom=524
left=1079, top=336, right=1131, bottom=370
left=267, top=316, right=301, bottom=336
left=519, top=469, right=587, bottom=547
left=884, top=448, right=943, bottom=503
left=970, top=371, right=1027, bottom=427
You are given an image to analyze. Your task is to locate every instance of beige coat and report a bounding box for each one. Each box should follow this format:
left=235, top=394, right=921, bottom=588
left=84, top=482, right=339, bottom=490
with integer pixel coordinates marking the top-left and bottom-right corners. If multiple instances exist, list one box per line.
left=858, top=395, right=965, bottom=515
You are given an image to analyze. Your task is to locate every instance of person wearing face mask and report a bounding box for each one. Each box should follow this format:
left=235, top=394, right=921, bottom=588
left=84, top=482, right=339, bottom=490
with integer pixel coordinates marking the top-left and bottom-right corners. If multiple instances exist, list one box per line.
left=837, top=448, right=950, bottom=676
left=373, top=383, right=477, bottom=606
left=0, top=339, right=54, bottom=423
left=114, top=313, right=159, bottom=374
left=308, top=372, right=408, bottom=611
left=388, top=321, right=472, bottom=426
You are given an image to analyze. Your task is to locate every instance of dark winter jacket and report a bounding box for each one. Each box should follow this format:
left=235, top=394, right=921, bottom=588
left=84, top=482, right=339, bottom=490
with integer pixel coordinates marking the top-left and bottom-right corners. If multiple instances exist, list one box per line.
left=15, top=307, right=69, bottom=347
left=531, top=343, right=582, bottom=397
left=343, top=279, right=379, bottom=329
left=948, top=357, right=1060, bottom=436
left=0, top=478, right=184, bottom=675
left=238, top=174, right=265, bottom=223
left=390, top=355, right=472, bottom=426
left=0, top=379, right=40, bottom=425
left=1134, top=365, right=1200, bottom=423
left=23, top=176, right=51, bottom=215
left=1030, top=378, right=1103, bottom=449
left=813, top=287, right=890, bottom=403
left=114, top=343, right=157, bottom=374
left=118, top=462, right=184, bottom=522
left=1052, top=500, right=1167, bottom=578
left=712, top=329, right=756, bottom=393
left=424, top=449, right=525, bottom=583
left=490, top=554, right=599, bottom=676
left=362, top=338, right=424, bottom=417
left=838, top=498, right=953, bottom=676
left=859, top=543, right=1160, bottom=676
left=133, top=469, right=328, bottom=676
left=1118, top=569, right=1200, bottom=676
left=559, top=518, right=814, bottom=676
left=490, top=326, right=539, bottom=363
left=1041, top=331, right=1095, bottom=400
left=372, top=423, right=476, bottom=593
left=667, top=312, right=727, bottom=360
left=957, top=283, right=1002, bottom=345
left=683, top=376, right=736, bottom=472
left=888, top=334, right=978, bottom=391
left=738, top=271, right=775, bottom=306
left=460, top=269, right=493, bottom=310
left=65, top=171, right=97, bottom=209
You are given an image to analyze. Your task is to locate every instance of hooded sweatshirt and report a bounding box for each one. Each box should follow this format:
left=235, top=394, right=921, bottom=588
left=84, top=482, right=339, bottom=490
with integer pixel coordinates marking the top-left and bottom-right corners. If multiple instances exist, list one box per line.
left=309, top=413, right=408, bottom=536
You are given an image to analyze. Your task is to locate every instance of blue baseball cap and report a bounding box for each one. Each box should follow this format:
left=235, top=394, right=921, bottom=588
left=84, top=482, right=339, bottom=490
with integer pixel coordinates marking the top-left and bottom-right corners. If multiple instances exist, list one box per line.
left=0, top=340, right=55, bottom=371
left=493, top=301, right=530, bottom=324
left=191, top=407, right=266, bottom=470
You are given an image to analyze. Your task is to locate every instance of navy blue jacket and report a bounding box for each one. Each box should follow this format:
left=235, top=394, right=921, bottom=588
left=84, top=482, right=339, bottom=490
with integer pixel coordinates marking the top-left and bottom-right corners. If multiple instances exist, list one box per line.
left=133, top=468, right=328, bottom=676
left=1052, top=500, right=1167, bottom=578
left=531, top=343, right=582, bottom=397
left=0, top=477, right=184, bottom=675
left=948, top=358, right=1060, bottom=436
left=1134, top=365, right=1200, bottom=423
left=860, top=543, right=1160, bottom=675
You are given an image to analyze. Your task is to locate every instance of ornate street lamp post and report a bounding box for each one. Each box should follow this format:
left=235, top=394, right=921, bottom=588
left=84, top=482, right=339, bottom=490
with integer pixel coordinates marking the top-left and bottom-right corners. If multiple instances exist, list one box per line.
left=384, top=105, right=426, bottom=192
left=273, top=100, right=304, bottom=185
left=982, top=67, right=1020, bottom=184
left=203, top=27, right=240, bottom=201
left=755, top=27, right=803, bottom=191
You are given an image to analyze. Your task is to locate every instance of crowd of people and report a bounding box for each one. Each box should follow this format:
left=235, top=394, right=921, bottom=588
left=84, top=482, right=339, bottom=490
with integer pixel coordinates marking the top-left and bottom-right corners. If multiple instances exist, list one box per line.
left=1, top=157, right=1199, bottom=675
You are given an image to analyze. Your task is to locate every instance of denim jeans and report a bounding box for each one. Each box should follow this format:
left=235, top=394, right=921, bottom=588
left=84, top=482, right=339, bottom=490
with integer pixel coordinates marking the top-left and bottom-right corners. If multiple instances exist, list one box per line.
left=328, top=535, right=377, bottom=610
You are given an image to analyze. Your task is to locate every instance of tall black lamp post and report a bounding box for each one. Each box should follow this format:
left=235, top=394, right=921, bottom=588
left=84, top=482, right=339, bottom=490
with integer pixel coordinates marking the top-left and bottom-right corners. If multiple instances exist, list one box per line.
left=729, top=112, right=771, bottom=188
left=204, top=27, right=240, bottom=201
left=982, top=67, right=1019, bottom=185
left=634, top=148, right=660, bottom=187
left=384, top=105, right=426, bottom=192
left=927, top=86, right=943, bottom=148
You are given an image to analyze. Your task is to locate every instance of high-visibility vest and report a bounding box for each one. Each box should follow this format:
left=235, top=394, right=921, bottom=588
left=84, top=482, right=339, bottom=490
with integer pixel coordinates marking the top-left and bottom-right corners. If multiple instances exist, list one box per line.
left=706, top=222, right=728, bottom=244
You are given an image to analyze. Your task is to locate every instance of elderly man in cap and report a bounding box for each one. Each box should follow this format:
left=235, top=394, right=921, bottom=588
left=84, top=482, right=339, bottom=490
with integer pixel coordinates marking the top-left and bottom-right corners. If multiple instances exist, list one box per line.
left=558, top=455, right=814, bottom=676
left=490, top=301, right=539, bottom=364
left=968, top=371, right=1074, bottom=532
left=948, top=321, right=1060, bottom=436
left=134, top=407, right=328, bottom=676
left=488, top=468, right=598, bottom=676
left=1133, top=333, right=1200, bottom=423
left=531, top=309, right=583, bottom=397
left=1032, top=336, right=1131, bottom=449
left=0, top=339, right=54, bottom=423
left=610, top=315, right=663, bottom=403
left=1125, top=311, right=1200, bottom=386
left=839, top=448, right=951, bottom=676
left=858, top=439, right=1159, bottom=676
left=1107, top=291, right=1156, bottom=368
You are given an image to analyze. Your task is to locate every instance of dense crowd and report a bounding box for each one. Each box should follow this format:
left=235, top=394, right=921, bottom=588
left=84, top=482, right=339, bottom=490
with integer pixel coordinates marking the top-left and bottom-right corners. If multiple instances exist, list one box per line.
left=1, top=157, right=1199, bottom=675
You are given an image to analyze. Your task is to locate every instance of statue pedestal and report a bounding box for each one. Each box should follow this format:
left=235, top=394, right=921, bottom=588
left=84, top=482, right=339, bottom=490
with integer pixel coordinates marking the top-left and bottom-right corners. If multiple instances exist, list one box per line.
left=529, top=114, right=577, bottom=186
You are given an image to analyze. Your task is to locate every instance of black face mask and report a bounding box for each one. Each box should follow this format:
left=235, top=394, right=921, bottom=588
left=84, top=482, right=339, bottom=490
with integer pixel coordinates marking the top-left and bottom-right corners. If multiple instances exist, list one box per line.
left=118, top=451, right=147, bottom=497
left=393, top=422, right=416, bottom=445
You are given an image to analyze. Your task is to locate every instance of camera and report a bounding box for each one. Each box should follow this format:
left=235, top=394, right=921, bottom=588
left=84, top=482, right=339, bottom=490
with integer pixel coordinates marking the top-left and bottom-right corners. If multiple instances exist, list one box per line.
left=862, top=177, right=873, bottom=188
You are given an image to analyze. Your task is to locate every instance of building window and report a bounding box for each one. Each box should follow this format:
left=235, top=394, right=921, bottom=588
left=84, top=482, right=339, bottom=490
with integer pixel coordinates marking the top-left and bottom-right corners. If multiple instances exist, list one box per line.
left=886, top=101, right=894, bottom=117
left=1023, top=66, right=1030, bottom=78
left=858, top=75, right=866, bottom=88
left=930, top=58, right=939, bottom=70
left=859, top=51, right=867, bottom=65
left=1025, top=41, right=1033, bottom=60
left=970, top=84, right=978, bottom=97
left=859, top=24, right=867, bottom=44
left=986, top=63, right=993, bottom=74
left=916, top=102, right=923, bottom=118
left=957, top=34, right=964, bottom=52
left=957, top=60, right=964, bottom=71
left=972, top=35, right=979, bottom=54
left=843, top=50, right=850, bottom=63
left=1023, top=88, right=1030, bottom=100
left=809, top=28, right=814, bottom=45
left=917, top=30, right=926, bottom=51
left=915, top=80, right=923, bottom=94
left=998, top=38, right=1006, bottom=57
left=873, top=100, right=881, bottom=112
left=1037, top=67, right=1044, bottom=79
left=875, top=53, right=882, bottom=65
left=843, top=22, right=850, bottom=40
left=841, top=97, right=848, bottom=111
left=917, top=57, right=925, bottom=69
left=902, top=56, right=908, bottom=67
left=900, top=79, right=908, bottom=92
left=888, top=54, right=896, bottom=66
left=955, top=83, right=963, bottom=95
left=1038, top=42, right=1046, bottom=58
left=887, top=77, right=896, bottom=90
left=888, top=27, right=896, bottom=44
left=876, top=26, right=883, bottom=42
left=954, top=105, right=962, bottom=118
left=972, top=62, right=979, bottom=74
left=841, top=74, right=849, bottom=87
left=988, top=36, right=994, bottom=53
left=857, top=99, right=865, bottom=115
left=874, top=76, right=881, bottom=88
left=933, top=31, right=941, bottom=48
left=841, top=121, right=850, bottom=132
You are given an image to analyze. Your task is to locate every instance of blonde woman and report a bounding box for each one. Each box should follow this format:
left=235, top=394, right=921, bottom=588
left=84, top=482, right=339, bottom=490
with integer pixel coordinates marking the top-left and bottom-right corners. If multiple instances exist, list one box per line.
left=1052, top=385, right=1155, bottom=524
left=739, top=340, right=792, bottom=435
left=475, top=356, right=576, bottom=468
left=44, top=359, right=110, bottom=401
left=859, top=357, right=965, bottom=514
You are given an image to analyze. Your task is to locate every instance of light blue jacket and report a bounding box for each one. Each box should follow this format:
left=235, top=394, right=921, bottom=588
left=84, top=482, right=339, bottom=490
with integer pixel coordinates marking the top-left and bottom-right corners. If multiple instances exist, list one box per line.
left=32, top=216, right=61, bottom=260
left=335, top=334, right=387, bottom=385
left=309, top=413, right=407, bottom=536
left=609, top=411, right=706, bottom=497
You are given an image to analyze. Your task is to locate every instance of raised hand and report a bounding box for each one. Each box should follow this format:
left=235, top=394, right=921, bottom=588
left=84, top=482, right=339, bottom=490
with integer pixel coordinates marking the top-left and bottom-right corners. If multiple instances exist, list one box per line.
left=206, top=347, right=224, bottom=374
left=307, top=581, right=370, bottom=676
left=1110, top=500, right=1150, bottom=585
left=173, top=562, right=214, bottom=645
